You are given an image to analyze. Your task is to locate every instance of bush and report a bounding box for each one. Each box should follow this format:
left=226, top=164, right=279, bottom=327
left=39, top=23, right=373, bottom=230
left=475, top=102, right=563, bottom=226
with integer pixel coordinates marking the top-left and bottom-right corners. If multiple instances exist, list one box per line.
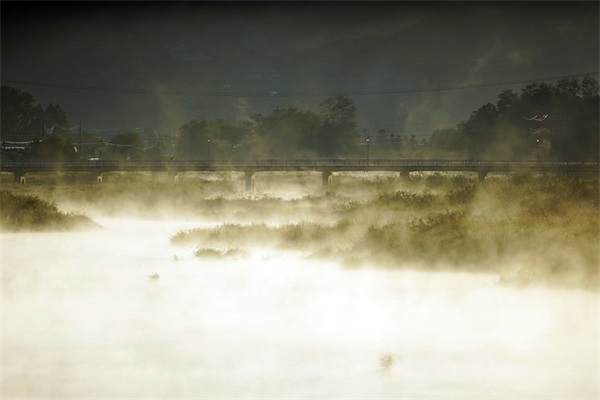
left=0, top=190, right=97, bottom=231
left=195, top=247, right=247, bottom=259
left=374, top=190, right=439, bottom=209
left=446, top=182, right=477, bottom=205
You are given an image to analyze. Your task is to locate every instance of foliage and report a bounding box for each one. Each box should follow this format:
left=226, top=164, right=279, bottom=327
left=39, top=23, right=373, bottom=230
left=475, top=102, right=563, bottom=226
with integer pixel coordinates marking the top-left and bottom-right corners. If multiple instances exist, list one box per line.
left=0, top=190, right=97, bottom=231
left=1, top=86, right=44, bottom=140
left=175, top=95, right=359, bottom=159
left=372, top=190, right=440, bottom=209
left=28, top=135, right=78, bottom=161
left=318, top=95, right=359, bottom=156
left=446, top=178, right=477, bottom=205
left=164, top=173, right=598, bottom=289
left=97, top=130, right=145, bottom=160
left=427, top=76, right=599, bottom=160
left=2, top=170, right=596, bottom=288
left=177, top=119, right=247, bottom=159
left=1, top=86, right=72, bottom=142
left=250, top=108, right=323, bottom=158
left=4, top=77, right=597, bottom=161
left=1, top=86, right=76, bottom=160
left=195, top=247, right=247, bottom=259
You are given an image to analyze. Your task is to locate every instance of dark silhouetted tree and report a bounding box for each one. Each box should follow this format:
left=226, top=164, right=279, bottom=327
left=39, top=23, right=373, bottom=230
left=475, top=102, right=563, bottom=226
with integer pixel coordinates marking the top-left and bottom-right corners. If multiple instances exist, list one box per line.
left=318, top=95, right=359, bottom=156
left=250, top=108, right=322, bottom=158
left=429, top=76, right=599, bottom=160
left=1, top=86, right=43, bottom=140
left=98, top=131, right=144, bottom=160
left=28, top=135, right=77, bottom=161
left=177, top=119, right=248, bottom=159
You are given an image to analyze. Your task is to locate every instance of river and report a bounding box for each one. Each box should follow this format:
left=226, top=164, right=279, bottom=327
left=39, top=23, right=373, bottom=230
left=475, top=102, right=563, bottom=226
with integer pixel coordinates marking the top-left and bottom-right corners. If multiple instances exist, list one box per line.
left=2, top=217, right=598, bottom=398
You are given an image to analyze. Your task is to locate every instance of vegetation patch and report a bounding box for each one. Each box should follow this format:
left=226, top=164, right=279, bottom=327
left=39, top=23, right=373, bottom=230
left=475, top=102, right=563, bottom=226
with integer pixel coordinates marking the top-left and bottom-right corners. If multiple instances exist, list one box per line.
left=3, top=171, right=597, bottom=290
left=169, top=174, right=599, bottom=290
left=0, top=190, right=98, bottom=231
left=195, top=247, right=248, bottom=259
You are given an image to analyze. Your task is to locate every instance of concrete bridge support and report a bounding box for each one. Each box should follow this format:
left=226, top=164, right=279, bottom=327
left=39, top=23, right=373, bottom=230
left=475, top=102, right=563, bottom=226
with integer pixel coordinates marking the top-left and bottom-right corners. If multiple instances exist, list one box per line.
left=91, top=172, right=103, bottom=183
left=245, top=171, right=255, bottom=192
left=477, top=170, right=488, bottom=183
left=322, top=170, right=332, bottom=187
left=14, top=171, right=26, bottom=184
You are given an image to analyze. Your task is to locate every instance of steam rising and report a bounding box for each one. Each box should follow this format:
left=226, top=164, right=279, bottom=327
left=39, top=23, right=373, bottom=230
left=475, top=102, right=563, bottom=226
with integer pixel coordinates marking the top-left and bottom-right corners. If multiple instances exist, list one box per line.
left=2, top=1, right=598, bottom=396
left=1, top=171, right=598, bottom=397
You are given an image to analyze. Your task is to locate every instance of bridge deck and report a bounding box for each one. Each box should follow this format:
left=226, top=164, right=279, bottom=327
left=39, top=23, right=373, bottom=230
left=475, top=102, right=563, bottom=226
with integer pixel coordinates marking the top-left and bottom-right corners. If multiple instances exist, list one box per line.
left=1, top=159, right=598, bottom=173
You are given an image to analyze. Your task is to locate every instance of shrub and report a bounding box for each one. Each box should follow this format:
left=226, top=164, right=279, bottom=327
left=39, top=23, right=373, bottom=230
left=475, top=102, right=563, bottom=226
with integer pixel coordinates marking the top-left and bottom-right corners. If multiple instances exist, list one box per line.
left=446, top=182, right=477, bottom=205
left=0, top=190, right=97, bottom=231
left=375, top=190, right=439, bottom=209
left=195, top=248, right=247, bottom=259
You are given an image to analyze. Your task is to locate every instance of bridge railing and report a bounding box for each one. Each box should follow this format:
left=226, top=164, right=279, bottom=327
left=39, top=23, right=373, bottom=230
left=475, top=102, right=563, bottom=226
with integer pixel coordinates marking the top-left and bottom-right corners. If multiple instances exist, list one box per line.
left=1, top=159, right=598, bottom=171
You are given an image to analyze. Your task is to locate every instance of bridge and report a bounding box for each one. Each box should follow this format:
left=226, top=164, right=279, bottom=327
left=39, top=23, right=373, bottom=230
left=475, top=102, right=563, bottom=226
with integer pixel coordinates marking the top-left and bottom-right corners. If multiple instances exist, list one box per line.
left=1, top=159, right=598, bottom=190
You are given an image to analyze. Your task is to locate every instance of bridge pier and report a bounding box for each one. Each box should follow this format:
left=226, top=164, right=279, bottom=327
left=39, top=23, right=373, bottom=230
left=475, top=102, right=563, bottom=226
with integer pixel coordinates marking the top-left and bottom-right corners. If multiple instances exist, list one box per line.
left=90, top=172, right=103, bottom=183
left=477, top=170, right=488, bottom=183
left=245, top=171, right=255, bottom=192
left=322, top=170, right=332, bottom=187
left=14, top=171, right=26, bottom=184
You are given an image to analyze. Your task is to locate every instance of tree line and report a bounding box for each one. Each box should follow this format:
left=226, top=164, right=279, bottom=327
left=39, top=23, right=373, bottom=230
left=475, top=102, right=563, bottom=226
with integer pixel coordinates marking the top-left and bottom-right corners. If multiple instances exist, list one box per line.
left=428, top=76, right=599, bottom=161
left=1, top=76, right=598, bottom=161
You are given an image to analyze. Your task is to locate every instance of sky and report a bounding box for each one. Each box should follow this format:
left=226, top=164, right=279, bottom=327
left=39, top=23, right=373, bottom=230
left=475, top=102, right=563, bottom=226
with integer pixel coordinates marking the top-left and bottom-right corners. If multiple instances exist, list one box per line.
left=2, top=1, right=598, bottom=138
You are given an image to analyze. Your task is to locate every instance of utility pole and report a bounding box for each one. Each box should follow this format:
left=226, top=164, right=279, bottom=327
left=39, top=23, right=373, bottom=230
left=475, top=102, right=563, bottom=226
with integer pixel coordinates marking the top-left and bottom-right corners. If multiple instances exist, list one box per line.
left=79, top=122, right=82, bottom=158
left=366, top=137, right=370, bottom=169
left=157, top=134, right=162, bottom=159
left=207, top=138, right=211, bottom=163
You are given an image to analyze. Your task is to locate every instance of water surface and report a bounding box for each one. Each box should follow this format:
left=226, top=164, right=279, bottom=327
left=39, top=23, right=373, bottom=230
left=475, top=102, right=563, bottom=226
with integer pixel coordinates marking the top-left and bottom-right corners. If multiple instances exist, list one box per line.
left=2, top=217, right=598, bottom=398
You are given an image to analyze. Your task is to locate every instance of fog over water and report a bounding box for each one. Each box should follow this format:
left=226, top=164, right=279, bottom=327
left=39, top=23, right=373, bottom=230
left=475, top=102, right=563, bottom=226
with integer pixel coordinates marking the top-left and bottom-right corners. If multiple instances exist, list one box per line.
left=2, top=216, right=598, bottom=398
left=1, top=0, right=598, bottom=396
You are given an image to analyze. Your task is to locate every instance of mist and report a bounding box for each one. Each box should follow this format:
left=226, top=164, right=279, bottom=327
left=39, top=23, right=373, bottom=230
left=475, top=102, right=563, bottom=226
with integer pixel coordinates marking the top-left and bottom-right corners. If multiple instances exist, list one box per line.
left=1, top=171, right=599, bottom=397
left=2, top=1, right=599, bottom=397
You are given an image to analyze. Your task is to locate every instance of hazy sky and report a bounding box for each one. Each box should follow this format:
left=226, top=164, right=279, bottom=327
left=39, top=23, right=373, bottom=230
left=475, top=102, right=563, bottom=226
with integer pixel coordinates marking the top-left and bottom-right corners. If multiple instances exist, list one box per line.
left=2, top=1, right=598, bottom=136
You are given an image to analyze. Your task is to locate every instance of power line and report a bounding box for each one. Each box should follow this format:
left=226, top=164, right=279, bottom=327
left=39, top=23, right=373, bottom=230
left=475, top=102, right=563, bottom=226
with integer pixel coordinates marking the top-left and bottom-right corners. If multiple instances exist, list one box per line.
left=2, top=72, right=597, bottom=98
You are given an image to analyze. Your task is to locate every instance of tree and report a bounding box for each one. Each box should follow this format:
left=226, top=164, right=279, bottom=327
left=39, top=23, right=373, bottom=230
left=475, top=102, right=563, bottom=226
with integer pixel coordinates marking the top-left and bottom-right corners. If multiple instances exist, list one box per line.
left=28, top=135, right=77, bottom=161
left=42, top=103, right=71, bottom=142
left=318, top=95, right=359, bottom=156
left=429, top=127, right=467, bottom=157
left=177, top=120, right=210, bottom=159
left=429, top=76, right=599, bottom=160
left=463, top=103, right=498, bottom=158
left=1, top=86, right=43, bottom=140
left=1, top=86, right=78, bottom=160
left=581, top=76, right=599, bottom=100
left=98, top=131, right=144, bottom=160
left=250, top=107, right=322, bottom=158
left=319, top=95, right=356, bottom=126
left=496, top=89, right=519, bottom=116
left=177, top=119, right=248, bottom=159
